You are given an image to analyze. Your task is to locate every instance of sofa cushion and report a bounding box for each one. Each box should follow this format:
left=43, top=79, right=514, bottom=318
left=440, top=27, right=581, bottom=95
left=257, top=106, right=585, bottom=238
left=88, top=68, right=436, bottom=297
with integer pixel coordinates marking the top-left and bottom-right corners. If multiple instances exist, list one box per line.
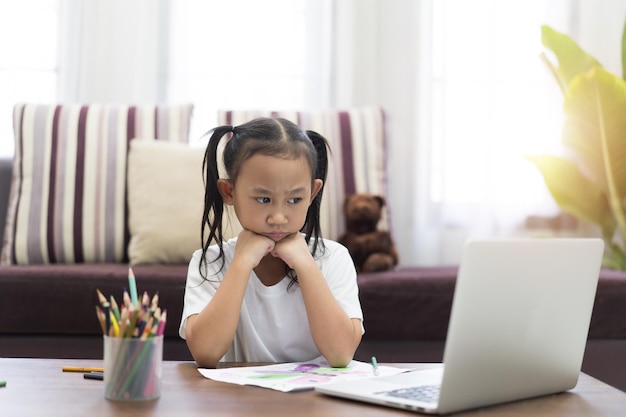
left=0, top=263, right=188, bottom=338
left=358, top=266, right=458, bottom=340
left=127, top=140, right=242, bottom=265
left=218, top=108, right=389, bottom=241
left=1, top=103, right=193, bottom=265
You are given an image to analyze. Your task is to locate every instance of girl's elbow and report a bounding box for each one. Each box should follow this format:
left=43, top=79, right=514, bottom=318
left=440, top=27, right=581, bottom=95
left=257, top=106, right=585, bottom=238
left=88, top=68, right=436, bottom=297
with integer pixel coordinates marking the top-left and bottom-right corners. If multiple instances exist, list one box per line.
left=186, top=334, right=222, bottom=368
left=324, top=321, right=363, bottom=367
left=188, top=344, right=221, bottom=368
left=194, top=354, right=220, bottom=369
left=327, top=357, right=352, bottom=368
left=324, top=348, right=357, bottom=368
left=324, top=342, right=360, bottom=367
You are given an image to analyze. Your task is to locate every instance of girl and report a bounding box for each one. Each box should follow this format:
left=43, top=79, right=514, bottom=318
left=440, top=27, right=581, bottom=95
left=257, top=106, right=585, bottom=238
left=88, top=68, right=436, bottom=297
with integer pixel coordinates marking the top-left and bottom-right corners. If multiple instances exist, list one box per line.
left=179, top=117, right=363, bottom=368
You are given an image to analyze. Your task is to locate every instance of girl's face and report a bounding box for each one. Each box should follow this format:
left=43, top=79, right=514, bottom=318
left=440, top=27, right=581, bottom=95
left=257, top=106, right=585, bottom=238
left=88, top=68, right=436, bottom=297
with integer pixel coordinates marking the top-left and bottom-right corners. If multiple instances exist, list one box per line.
left=218, top=154, right=323, bottom=241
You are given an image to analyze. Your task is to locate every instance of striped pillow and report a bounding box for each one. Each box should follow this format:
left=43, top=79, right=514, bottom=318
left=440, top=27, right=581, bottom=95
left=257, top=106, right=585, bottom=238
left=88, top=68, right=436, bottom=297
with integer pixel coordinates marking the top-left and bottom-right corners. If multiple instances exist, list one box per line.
left=218, top=108, right=389, bottom=240
left=1, top=103, right=193, bottom=265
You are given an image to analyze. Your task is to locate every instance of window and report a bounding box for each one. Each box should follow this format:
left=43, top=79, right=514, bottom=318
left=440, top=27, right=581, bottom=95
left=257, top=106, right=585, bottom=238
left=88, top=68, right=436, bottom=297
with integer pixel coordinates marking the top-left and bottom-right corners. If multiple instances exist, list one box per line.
left=427, top=0, right=569, bottom=230
left=167, top=0, right=332, bottom=142
left=0, top=1, right=59, bottom=157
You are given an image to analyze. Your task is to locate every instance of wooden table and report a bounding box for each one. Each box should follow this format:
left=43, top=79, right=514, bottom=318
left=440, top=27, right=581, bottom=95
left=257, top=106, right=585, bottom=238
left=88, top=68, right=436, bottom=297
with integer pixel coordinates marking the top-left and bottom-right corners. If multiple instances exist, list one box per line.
left=0, top=358, right=625, bottom=416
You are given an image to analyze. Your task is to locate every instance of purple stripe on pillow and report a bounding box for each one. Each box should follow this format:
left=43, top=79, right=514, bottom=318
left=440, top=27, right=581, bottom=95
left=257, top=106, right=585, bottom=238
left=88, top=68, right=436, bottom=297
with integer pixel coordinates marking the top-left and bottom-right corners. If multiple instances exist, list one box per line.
left=338, top=111, right=355, bottom=195
left=54, top=106, right=69, bottom=263
left=123, top=107, right=137, bottom=262
left=46, top=106, right=62, bottom=263
left=105, top=106, right=119, bottom=262
left=74, top=106, right=88, bottom=263
left=127, top=106, right=136, bottom=150
left=355, top=112, right=371, bottom=191
left=225, top=111, right=232, bottom=125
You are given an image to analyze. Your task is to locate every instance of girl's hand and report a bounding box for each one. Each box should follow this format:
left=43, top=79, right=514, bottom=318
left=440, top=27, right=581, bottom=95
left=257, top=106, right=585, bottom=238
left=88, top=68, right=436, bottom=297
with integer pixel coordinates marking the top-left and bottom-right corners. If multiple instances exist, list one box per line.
left=270, top=233, right=312, bottom=270
left=233, top=229, right=275, bottom=270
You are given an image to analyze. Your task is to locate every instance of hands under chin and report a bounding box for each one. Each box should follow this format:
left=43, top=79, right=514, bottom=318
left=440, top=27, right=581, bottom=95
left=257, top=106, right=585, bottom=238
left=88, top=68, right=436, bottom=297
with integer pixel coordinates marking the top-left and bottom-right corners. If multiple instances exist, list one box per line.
left=269, top=233, right=310, bottom=269
left=236, top=230, right=311, bottom=270
left=235, top=229, right=276, bottom=268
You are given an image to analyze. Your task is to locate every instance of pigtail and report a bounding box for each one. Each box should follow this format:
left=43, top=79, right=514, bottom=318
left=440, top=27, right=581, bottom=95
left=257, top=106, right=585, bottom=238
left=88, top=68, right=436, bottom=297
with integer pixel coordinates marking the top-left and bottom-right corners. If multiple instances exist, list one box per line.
left=199, top=126, right=233, bottom=278
left=303, top=130, right=330, bottom=256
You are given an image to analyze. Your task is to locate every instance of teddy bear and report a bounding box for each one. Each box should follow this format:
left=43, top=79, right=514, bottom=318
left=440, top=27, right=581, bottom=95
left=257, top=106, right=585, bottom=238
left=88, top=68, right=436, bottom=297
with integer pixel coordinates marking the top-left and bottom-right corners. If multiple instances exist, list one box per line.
left=337, top=193, right=398, bottom=273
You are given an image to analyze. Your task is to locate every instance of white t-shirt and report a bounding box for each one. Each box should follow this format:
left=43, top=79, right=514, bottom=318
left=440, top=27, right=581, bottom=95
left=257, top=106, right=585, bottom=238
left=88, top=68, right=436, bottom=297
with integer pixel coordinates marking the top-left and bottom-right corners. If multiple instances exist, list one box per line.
left=179, top=237, right=364, bottom=363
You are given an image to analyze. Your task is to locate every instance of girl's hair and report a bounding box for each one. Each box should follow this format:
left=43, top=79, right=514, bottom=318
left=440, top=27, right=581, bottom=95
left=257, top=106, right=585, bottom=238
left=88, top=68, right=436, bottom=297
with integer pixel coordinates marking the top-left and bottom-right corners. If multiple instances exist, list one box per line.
left=199, top=117, right=330, bottom=282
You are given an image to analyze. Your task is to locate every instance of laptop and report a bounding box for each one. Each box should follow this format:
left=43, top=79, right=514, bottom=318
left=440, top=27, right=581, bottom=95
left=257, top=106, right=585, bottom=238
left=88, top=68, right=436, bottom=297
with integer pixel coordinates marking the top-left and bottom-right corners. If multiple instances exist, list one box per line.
left=316, top=238, right=604, bottom=414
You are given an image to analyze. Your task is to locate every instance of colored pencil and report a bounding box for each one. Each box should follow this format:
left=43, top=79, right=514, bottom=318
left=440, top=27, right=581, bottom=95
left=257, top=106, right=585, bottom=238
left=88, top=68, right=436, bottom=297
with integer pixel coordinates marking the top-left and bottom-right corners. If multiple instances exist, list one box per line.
left=103, top=301, right=111, bottom=335
left=110, top=295, right=121, bottom=322
left=62, top=366, right=104, bottom=373
left=128, top=266, right=138, bottom=306
left=156, top=310, right=167, bottom=336
left=96, top=289, right=108, bottom=306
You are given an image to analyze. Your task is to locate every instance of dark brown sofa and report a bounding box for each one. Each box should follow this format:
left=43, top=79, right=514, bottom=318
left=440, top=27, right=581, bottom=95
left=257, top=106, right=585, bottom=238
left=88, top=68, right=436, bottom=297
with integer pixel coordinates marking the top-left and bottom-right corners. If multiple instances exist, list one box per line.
left=1, top=157, right=625, bottom=392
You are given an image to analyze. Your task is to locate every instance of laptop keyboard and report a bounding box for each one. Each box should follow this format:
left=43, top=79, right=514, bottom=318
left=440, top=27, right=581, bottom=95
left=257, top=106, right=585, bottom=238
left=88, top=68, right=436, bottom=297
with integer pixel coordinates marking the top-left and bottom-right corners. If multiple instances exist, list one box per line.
left=381, top=384, right=441, bottom=403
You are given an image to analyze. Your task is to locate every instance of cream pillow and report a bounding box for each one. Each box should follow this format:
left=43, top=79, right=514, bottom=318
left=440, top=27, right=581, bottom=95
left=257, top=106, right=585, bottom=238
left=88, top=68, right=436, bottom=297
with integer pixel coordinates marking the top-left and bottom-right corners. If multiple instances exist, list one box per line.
left=127, top=140, right=241, bottom=265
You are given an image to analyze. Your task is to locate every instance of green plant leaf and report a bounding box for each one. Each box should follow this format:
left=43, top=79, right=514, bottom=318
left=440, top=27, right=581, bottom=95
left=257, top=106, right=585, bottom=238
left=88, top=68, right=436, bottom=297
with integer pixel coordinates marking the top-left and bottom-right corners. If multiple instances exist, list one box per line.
left=561, top=67, right=626, bottom=243
left=562, top=68, right=626, bottom=205
left=527, top=155, right=615, bottom=237
left=541, top=25, right=602, bottom=88
left=538, top=22, right=626, bottom=270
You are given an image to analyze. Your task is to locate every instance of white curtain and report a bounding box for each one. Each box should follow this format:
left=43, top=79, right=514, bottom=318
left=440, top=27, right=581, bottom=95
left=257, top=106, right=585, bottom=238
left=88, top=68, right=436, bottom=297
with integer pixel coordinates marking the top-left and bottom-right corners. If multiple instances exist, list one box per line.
left=57, top=0, right=168, bottom=103
left=417, top=0, right=626, bottom=265
left=413, top=0, right=572, bottom=264
left=0, top=1, right=58, bottom=157
left=56, top=0, right=334, bottom=136
left=166, top=0, right=333, bottom=142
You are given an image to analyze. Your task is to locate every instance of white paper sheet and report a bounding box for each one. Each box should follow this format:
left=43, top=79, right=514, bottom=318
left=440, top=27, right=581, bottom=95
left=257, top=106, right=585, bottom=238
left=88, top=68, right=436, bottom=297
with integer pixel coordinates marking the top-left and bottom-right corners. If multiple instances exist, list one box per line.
left=198, top=357, right=410, bottom=392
